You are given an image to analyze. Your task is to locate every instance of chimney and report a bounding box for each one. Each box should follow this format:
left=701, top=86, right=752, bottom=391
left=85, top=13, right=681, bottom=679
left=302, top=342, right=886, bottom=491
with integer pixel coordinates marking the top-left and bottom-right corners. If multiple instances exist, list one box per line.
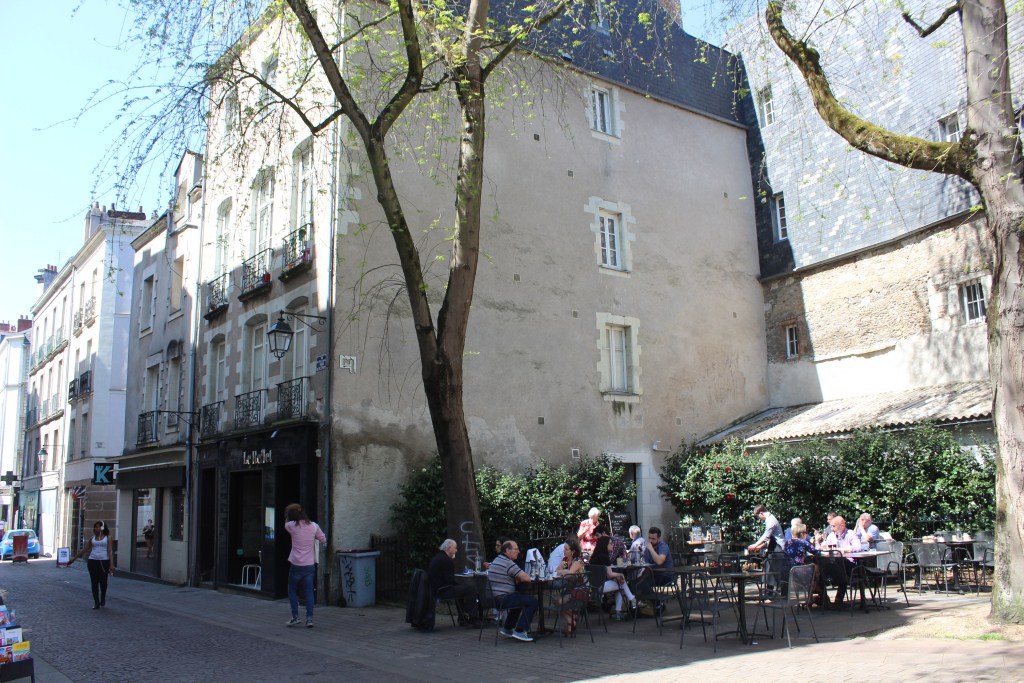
left=17, top=316, right=33, bottom=332
left=34, top=264, right=59, bottom=296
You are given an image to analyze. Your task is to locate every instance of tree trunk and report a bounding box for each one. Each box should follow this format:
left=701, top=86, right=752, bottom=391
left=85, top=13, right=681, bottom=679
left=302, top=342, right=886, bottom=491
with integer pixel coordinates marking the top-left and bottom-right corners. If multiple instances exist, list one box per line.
left=962, top=0, right=1024, bottom=623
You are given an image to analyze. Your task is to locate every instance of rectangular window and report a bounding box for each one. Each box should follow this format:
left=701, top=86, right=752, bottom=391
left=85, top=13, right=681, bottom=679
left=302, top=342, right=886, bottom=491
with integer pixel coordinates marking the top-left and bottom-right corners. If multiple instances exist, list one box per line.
left=259, top=55, right=278, bottom=105
left=170, top=257, right=184, bottom=313
left=757, top=85, right=775, bottom=127
left=140, top=275, right=155, bottom=333
left=250, top=322, right=267, bottom=391
left=939, top=113, right=961, bottom=143
left=592, top=86, right=613, bottom=135
left=599, top=212, right=621, bottom=269
left=287, top=306, right=308, bottom=382
left=67, top=418, right=75, bottom=462
left=167, top=357, right=181, bottom=429
left=785, top=324, right=799, bottom=359
left=223, top=88, right=239, bottom=137
left=252, top=174, right=274, bottom=256
left=607, top=325, right=632, bottom=392
left=294, top=144, right=314, bottom=229
left=960, top=280, right=987, bottom=324
left=215, top=201, right=232, bottom=277
left=772, top=193, right=788, bottom=241
left=210, top=339, right=227, bottom=402
left=145, top=364, right=160, bottom=412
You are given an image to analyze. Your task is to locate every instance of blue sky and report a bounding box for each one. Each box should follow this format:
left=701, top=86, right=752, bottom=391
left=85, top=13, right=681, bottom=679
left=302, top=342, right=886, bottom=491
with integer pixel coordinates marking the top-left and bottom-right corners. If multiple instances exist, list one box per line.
left=0, top=0, right=728, bottom=329
left=0, top=1, right=165, bottom=327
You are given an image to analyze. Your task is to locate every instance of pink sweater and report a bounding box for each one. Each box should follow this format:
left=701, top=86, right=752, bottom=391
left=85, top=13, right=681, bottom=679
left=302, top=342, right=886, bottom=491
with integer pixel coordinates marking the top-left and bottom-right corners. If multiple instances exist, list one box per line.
left=285, top=520, right=326, bottom=566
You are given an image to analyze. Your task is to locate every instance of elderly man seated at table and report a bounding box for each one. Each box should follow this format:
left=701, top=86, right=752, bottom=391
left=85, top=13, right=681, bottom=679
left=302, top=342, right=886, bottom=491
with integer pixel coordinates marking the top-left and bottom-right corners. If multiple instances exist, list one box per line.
left=818, top=515, right=862, bottom=608
left=487, top=540, right=537, bottom=642
left=628, top=525, right=645, bottom=554
left=427, top=539, right=481, bottom=627
left=854, top=513, right=881, bottom=549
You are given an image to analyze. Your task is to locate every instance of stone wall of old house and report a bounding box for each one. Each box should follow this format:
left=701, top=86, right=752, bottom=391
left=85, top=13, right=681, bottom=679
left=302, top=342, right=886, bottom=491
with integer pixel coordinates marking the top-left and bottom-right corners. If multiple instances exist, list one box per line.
left=764, top=214, right=993, bottom=406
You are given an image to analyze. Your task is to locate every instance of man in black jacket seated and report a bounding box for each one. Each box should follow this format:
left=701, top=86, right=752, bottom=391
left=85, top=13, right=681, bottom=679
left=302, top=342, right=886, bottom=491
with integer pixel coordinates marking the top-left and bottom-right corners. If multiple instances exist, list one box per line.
left=427, top=539, right=481, bottom=627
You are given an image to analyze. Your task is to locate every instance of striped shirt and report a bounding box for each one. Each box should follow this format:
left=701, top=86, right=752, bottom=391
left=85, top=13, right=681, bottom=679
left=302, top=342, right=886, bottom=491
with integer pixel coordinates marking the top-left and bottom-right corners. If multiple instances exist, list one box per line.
left=487, top=553, right=524, bottom=598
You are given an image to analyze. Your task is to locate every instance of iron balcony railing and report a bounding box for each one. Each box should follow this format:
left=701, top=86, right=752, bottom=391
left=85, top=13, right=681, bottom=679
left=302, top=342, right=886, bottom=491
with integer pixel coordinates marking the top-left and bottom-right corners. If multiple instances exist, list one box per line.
left=78, top=370, right=92, bottom=395
left=39, top=401, right=50, bottom=421
left=68, top=379, right=79, bottom=401
left=281, top=225, right=312, bottom=273
left=137, top=411, right=159, bottom=445
left=240, top=249, right=273, bottom=296
left=50, top=395, right=60, bottom=414
left=276, top=377, right=307, bottom=421
left=25, top=408, right=37, bottom=426
left=234, top=390, right=263, bottom=430
left=73, top=310, right=84, bottom=334
left=200, top=401, right=224, bottom=439
left=84, top=297, right=97, bottom=324
left=206, top=273, right=230, bottom=313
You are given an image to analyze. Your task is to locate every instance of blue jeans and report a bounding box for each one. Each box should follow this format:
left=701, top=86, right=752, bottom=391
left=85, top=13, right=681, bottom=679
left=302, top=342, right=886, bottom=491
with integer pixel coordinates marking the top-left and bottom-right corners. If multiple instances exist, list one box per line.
left=494, top=591, right=538, bottom=633
left=289, top=563, right=316, bottom=619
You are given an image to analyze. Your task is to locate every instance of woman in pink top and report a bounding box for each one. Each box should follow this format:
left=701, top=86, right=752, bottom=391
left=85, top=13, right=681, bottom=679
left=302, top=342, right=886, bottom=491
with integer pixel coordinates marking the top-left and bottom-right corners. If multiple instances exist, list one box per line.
left=576, top=507, right=601, bottom=555
left=284, top=503, right=326, bottom=628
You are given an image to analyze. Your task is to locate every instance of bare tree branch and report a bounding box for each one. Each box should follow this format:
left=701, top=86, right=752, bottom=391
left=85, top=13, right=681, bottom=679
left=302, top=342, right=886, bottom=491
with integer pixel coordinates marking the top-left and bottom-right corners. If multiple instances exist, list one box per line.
left=902, top=2, right=963, bottom=37
left=766, top=1, right=974, bottom=181
left=481, top=0, right=574, bottom=79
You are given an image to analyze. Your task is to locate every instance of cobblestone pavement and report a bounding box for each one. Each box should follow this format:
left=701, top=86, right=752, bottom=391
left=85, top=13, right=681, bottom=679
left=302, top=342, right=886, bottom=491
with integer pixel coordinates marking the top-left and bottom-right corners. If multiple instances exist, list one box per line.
left=1, top=559, right=1021, bottom=682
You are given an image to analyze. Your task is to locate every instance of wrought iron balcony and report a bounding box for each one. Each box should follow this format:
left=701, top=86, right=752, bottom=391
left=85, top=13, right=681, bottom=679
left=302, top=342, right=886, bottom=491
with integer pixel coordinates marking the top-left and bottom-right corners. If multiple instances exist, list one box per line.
left=84, top=297, right=97, bottom=324
left=205, top=273, right=230, bottom=317
left=234, top=390, right=263, bottom=430
left=73, top=310, right=84, bottom=335
left=240, top=249, right=273, bottom=299
left=25, top=408, right=37, bottom=426
left=280, top=225, right=313, bottom=278
left=78, top=370, right=92, bottom=395
left=200, top=401, right=224, bottom=439
left=137, top=411, right=159, bottom=445
left=276, top=377, right=307, bottom=421
left=50, top=395, right=60, bottom=413
left=68, top=379, right=79, bottom=401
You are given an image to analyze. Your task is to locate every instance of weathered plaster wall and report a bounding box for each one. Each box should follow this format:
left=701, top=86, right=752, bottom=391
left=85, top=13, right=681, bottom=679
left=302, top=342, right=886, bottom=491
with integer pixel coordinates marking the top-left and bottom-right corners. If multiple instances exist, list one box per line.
left=765, top=214, right=992, bottom=406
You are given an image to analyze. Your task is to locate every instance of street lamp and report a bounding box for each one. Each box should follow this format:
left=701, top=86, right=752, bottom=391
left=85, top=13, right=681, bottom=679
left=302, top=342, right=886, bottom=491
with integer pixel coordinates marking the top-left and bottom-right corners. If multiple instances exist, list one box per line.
left=267, top=311, right=326, bottom=360
left=267, top=316, right=294, bottom=359
left=37, top=448, right=47, bottom=472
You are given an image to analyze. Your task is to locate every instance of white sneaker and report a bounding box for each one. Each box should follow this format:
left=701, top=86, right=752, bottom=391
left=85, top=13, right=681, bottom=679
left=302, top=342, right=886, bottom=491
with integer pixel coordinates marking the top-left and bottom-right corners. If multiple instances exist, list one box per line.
left=511, top=630, right=534, bottom=642
left=498, top=627, right=514, bottom=638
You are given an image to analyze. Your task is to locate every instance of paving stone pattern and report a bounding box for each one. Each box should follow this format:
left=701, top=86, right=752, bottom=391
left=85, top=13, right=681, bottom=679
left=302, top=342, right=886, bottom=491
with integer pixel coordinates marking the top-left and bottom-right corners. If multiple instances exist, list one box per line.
left=1, top=560, right=1021, bottom=682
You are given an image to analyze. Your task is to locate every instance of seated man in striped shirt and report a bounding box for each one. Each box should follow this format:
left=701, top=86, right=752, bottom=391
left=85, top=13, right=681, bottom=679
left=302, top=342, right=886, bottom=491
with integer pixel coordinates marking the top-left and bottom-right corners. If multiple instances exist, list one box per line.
left=486, top=540, right=537, bottom=642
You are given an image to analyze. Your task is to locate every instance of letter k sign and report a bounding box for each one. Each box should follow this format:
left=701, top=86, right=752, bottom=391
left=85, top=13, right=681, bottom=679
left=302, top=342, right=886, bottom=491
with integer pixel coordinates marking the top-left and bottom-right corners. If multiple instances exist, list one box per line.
left=92, top=464, right=113, bottom=485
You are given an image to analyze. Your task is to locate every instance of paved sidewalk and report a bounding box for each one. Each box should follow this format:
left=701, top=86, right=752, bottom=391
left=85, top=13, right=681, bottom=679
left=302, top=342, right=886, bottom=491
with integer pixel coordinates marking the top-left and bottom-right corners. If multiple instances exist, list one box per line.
left=8, top=560, right=1022, bottom=682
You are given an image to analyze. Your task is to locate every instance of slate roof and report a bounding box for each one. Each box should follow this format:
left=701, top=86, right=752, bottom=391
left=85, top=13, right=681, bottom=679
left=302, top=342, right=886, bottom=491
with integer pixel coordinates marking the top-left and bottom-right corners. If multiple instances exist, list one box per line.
left=698, top=381, right=993, bottom=447
left=509, top=0, right=745, bottom=125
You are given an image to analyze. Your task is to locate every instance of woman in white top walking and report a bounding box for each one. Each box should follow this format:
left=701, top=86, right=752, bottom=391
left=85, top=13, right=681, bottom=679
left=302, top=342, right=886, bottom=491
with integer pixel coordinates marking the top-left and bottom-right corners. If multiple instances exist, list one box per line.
left=68, top=521, right=116, bottom=609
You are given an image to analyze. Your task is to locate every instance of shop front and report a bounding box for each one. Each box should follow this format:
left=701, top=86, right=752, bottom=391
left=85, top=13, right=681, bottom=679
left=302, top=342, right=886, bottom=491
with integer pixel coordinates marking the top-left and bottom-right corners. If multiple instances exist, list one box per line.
left=195, top=423, right=318, bottom=598
left=114, top=465, right=187, bottom=582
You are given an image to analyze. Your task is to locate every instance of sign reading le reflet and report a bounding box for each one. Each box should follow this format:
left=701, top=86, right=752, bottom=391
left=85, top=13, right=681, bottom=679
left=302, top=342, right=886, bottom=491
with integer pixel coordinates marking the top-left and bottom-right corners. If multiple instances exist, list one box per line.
left=92, top=464, right=113, bottom=485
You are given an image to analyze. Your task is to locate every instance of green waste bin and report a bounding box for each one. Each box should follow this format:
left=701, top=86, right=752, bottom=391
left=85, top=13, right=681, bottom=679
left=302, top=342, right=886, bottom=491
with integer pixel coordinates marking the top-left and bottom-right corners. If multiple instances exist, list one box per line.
left=337, top=550, right=380, bottom=607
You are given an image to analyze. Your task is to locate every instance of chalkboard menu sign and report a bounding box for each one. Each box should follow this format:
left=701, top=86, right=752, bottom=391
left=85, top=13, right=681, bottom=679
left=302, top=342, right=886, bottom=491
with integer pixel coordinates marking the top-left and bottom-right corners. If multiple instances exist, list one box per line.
left=610, top=511, right=632, bottom=538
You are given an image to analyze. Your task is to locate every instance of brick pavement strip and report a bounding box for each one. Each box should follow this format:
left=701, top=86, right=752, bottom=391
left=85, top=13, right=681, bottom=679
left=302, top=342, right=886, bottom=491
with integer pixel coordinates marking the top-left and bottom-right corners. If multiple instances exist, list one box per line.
left=1, top=560, right=1021, bottom=682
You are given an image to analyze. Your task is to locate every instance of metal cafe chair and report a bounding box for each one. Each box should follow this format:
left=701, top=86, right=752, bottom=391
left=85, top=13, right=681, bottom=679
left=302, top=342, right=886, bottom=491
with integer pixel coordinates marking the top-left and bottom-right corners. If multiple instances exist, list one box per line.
left=750, top=564, right=819, bottom=649
left=682, top=570, right=736, bottom=652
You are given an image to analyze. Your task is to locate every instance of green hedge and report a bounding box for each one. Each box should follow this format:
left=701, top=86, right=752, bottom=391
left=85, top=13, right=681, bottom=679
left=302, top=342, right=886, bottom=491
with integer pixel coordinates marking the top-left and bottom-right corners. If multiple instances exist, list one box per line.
left=657, top=425, right=995, bottom=542
left=391, top=453, right=637, bottom=569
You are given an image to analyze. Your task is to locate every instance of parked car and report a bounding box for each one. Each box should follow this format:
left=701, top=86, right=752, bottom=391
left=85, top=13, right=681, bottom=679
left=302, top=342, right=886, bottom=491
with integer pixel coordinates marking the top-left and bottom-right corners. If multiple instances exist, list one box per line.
left=1, top=529, right=40, bottom=560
